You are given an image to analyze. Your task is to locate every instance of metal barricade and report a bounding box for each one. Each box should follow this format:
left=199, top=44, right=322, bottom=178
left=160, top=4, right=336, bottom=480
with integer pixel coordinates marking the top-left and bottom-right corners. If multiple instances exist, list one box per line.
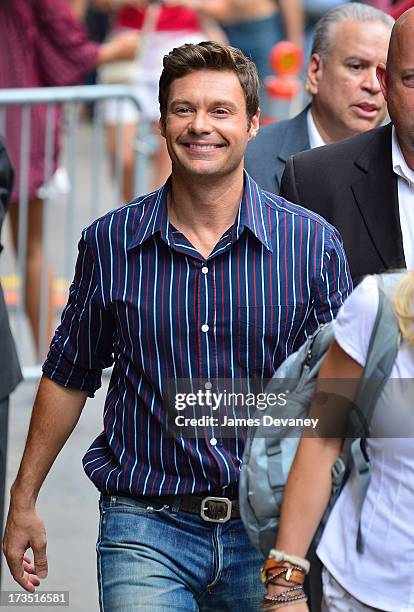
left=0, top=85, right=155, bottom=380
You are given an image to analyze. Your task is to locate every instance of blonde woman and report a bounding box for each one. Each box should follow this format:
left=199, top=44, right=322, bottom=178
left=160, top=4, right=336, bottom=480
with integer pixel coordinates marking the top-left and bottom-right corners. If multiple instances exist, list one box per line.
left=262, top=272, right=414, bottom=611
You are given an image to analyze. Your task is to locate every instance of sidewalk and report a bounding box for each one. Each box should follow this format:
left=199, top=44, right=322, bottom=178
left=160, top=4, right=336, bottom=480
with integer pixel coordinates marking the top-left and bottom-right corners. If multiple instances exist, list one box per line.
left=2, top=379, right=109, bottom=611
left=0, top=113, right=147, bottom=610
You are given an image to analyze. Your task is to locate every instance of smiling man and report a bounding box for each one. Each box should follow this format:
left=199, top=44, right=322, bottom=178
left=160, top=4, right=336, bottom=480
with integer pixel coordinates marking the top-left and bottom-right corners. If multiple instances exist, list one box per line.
left=245, top=3, right=394, bottom=194
left=3, top=42, right=351, bottom=611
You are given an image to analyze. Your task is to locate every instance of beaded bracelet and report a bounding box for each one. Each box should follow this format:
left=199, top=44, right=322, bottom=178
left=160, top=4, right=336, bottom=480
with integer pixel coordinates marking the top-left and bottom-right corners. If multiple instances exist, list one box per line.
left=263, top=584, right=308, bottom=610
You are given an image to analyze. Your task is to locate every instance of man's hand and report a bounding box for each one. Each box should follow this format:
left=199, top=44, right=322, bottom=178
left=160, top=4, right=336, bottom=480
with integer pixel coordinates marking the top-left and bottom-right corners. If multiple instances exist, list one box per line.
left=1, top=378, right=88, bottom=591
left=3, top=497, right=47, bottom=592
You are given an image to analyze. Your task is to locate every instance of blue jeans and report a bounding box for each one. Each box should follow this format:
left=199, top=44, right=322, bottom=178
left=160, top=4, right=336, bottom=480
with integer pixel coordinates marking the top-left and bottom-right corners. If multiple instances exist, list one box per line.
left=222, top=15, right=284, bottom=85
left=222, top=14, right=284, bottom=114
left=97, top=494, right=264, bottom=611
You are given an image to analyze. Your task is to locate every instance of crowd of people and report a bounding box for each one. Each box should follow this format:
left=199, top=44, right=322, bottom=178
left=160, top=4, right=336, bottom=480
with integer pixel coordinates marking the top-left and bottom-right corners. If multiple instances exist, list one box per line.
left=1, top=1, right=414, bottom=611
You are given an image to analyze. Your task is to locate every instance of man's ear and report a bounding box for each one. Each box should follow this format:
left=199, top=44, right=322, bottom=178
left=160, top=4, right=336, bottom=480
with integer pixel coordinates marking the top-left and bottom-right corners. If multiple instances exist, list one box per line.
left=306, top=53, right=323, bottom=96
left=376, top=63, right=388, bottom=102
left=159, top=117, right=166, bottom=138
left=248, top=109, right=260, bottom=140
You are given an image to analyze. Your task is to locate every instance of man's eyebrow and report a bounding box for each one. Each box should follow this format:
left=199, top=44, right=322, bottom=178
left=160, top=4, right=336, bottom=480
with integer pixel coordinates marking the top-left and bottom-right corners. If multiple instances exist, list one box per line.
left=343, top=55, right=368, bottom=63
left=169, top=99, right=193, bottom=107
left=208, top=99, right=238, bottom=108
left=169, top=98, right=238, bottom=109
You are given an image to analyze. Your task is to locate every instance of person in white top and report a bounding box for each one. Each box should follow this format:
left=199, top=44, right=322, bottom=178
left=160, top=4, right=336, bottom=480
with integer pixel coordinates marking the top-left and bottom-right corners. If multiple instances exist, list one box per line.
left=261, top=271, right=414, bottom=611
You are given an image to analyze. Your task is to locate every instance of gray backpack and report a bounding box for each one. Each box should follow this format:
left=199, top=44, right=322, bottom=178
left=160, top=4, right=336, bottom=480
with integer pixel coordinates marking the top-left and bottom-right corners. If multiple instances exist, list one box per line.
left=239, top=273, right=402, bottom=557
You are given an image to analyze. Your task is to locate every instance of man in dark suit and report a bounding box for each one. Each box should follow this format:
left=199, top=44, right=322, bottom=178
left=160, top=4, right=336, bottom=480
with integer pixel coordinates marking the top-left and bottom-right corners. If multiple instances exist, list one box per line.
left=245, top=3, right=393, bottom=194
left=0, top=138, right=22, bottom=585
left=281, top=7, right=414, bottom=284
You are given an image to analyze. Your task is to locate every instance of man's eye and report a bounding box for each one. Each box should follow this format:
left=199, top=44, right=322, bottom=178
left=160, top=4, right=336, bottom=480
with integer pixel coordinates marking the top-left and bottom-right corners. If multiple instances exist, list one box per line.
left=213, top=108, right=228, bottom=115
left=176, top=107, right=192, bottom=114
left=403, top=74, right=414, bottom=85
left=349, top=63, right=362, bottom=71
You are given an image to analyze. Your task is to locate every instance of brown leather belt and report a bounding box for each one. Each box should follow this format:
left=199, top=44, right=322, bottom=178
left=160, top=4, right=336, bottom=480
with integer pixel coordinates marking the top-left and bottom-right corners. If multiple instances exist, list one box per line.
left=150, top=493, right=240, bottom=523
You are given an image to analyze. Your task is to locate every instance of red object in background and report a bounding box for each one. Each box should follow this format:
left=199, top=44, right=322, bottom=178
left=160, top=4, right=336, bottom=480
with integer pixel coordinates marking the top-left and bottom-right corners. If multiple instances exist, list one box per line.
left=265, top=75, right=302, bottom=100
left=269, top=41, right=304, bottom=77
left=263, top=41, right=303, bottom=125
left=116, top=6, right=201, bottom=32
left=388, top=0, right=414, bottom=19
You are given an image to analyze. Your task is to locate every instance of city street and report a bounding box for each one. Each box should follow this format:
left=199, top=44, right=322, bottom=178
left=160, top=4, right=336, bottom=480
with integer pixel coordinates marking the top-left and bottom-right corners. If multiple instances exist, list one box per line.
left=1, top=114, right=139, bottom=611
left=2, top=379, right=109, bottom=611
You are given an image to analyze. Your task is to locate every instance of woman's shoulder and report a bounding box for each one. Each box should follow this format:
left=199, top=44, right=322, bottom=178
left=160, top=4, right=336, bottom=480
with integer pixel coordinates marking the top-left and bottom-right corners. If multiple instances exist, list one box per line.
left=333, top=276, right=380, bottom=367
left=338, top=275, right=379, bottom=320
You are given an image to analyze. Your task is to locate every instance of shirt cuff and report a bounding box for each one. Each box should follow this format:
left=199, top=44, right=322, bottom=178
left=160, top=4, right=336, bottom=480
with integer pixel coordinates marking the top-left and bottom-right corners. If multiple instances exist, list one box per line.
left=42, top=349, right=102, bottom=398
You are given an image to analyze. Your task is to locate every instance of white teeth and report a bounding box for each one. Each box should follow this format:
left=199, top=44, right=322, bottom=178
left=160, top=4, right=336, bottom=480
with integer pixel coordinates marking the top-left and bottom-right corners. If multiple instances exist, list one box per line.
left=188, top=144, right=219, bottom=150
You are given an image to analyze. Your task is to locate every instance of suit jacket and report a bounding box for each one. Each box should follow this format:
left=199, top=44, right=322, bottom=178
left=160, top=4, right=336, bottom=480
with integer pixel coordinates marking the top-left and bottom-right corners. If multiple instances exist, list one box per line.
left=0, top=138, right=22, bottom=399
left=280, top=123, right=405, bottom=284
left=244, top=107, right=310, bottom=194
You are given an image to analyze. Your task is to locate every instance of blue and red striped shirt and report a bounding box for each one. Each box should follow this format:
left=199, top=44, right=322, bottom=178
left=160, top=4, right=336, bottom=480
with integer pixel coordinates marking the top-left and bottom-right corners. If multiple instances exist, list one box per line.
left=43, top=173, right=352, bottom=497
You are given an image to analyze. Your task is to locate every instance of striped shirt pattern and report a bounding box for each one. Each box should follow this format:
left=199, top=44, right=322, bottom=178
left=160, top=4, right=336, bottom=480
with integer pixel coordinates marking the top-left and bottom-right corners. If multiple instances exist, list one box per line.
left=43, top=173, right=352, bottom=497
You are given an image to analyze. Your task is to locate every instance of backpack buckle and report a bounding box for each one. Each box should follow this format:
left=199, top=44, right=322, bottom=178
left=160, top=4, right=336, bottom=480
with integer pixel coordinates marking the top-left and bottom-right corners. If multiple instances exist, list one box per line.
left=331, top=457, right=346, bottom=487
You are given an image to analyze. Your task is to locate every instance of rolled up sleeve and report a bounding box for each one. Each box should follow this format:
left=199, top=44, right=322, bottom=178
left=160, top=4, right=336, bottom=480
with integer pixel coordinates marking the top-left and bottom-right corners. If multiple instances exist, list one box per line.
left=43, top=234, right=114, bottom=397
left=309, top=226, right=353, bottom=332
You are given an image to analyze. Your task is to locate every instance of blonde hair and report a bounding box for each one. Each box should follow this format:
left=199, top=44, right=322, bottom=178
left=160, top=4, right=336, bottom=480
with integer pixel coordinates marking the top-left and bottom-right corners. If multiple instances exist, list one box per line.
left=393, top=271, right=414, bottom=348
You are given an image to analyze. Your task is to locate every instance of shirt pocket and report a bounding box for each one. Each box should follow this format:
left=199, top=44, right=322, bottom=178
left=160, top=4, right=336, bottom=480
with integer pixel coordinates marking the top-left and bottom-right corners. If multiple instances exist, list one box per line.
left=237, top=304, right=306, bottom=374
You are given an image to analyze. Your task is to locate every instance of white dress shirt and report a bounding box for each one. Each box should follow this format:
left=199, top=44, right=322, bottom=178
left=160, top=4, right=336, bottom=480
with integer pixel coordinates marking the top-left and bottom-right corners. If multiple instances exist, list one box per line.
left=392, top=126, right=414, bottom=269
left=307, top=109, right=326, bottom=149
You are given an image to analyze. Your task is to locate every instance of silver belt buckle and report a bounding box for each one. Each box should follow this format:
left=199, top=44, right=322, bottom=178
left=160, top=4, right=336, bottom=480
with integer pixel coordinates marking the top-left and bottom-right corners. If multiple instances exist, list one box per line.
left=200, top=496, right=232, bottom=523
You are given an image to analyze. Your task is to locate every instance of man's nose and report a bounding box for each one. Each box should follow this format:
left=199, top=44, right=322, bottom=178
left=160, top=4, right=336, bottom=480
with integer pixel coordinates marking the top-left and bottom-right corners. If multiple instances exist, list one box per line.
left=187, top=111, right=212, bottom=134
left=362, top=67, right=381, bottom=94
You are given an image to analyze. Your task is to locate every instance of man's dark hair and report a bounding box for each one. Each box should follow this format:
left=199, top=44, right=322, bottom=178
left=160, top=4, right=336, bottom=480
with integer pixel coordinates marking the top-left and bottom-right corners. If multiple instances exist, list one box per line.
left=159, top=41, right=259, bottom=126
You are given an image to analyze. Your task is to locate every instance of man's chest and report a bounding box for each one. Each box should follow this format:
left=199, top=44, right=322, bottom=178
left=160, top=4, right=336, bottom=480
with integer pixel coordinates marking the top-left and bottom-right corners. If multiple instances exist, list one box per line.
left=105, top=240, right=315, bottom=378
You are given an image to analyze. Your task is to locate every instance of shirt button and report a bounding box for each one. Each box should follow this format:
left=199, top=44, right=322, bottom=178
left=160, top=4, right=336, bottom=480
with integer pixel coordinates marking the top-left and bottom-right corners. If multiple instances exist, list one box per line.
left=201, top=266, right=208, bottom=274
left=205, top=381, right=212, bottom=390
left=210, top=437, right=217, bottom=446
left=201, top=324, right=209, bottom=333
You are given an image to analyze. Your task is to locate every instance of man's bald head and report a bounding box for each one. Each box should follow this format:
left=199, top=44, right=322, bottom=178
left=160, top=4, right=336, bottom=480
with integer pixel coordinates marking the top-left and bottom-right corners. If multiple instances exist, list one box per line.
left=377, top=7, right=414, bottom=169
left=386, top=7, right=414, bottom=73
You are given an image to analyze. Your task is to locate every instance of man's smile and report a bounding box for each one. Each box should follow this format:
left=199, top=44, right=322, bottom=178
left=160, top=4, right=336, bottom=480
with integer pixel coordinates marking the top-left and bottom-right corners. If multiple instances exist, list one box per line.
left=180, top=142, right=226, bottom=153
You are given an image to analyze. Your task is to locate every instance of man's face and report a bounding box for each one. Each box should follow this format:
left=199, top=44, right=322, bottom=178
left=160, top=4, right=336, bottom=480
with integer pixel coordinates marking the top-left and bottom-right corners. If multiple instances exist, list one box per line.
left=308, top=19, right=391, bottom=143
left=160, top=69, right=259, bottom=181
left=377, top=14, right=414, bottom=166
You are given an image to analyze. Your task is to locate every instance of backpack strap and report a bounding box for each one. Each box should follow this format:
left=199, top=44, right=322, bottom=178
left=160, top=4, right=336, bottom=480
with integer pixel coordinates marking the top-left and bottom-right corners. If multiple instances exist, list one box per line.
left=354, top=273, right=403, bottom=428
left=340, top=273, right=402, bottom=552
left=265, top=324, right=334, bottom=469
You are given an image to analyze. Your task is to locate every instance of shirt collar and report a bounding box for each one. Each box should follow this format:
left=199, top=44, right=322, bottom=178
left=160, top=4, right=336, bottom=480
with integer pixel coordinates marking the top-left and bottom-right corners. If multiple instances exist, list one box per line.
left=128, top=179, right=171, bottom=250
left=392, top=125, right=414, bottom=189
left=307, top=108, right=326, bottom=149
left=128, top=172, right=273, bottom=252
left=237, top=171, right=273, bottom=251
